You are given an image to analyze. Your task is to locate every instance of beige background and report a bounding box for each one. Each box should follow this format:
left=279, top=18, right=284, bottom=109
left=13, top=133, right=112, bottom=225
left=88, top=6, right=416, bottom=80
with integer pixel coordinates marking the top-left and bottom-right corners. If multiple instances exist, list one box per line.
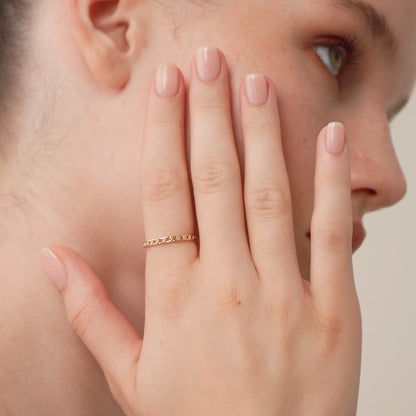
left=355, top=92, right=416, bottom=415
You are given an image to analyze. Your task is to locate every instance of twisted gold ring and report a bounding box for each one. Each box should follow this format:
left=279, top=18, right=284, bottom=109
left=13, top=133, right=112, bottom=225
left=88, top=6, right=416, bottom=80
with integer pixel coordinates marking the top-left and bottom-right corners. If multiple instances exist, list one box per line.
left=143, top=234, right=196, bottom=248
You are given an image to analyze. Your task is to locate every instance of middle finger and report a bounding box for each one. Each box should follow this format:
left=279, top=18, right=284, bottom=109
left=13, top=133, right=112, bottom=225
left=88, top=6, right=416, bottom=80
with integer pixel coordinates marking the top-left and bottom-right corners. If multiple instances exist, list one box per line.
left=190, top=47, right=250, bottom=261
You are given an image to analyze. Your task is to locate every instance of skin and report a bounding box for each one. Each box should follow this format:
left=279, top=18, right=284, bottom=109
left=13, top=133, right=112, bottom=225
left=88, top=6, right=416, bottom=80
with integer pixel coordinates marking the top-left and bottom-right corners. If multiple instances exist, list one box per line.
left=0, top=0, right=415, bottom=414
left=42, top=55, right=362, bottom=416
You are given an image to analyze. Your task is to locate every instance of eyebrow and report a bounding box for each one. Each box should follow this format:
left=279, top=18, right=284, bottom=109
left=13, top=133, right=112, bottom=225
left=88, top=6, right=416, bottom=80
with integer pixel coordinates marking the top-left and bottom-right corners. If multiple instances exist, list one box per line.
left=333, top=0, right=398, bottom=55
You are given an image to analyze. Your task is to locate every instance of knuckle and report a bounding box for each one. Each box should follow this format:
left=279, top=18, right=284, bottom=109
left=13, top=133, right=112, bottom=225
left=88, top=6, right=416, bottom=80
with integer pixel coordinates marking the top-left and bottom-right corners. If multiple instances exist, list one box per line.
left=315, top=223, right=351, bottom=252
left=315, top=313, right=344, bottom=338
left=213, top=279, right=246, bottom=313
left=193, top=161, right=237, bottom=194
left=311, top=306, right=348, bottom=347
left=148, top=98, right=182, bottom=122
left=146, top=268, right=192, bottom=319
left=262, top=288, right=299, bottom=328
left=142, top=169, right=185, bottom=203
left=68, top=297, right=106, bottom=340
left=150, top=117, right=183, bottom=132
left=242, top=113, right=270, bottom=136
left=246, top=187, right=290, bottom=220
left=193, top=93, right=227, bottom=113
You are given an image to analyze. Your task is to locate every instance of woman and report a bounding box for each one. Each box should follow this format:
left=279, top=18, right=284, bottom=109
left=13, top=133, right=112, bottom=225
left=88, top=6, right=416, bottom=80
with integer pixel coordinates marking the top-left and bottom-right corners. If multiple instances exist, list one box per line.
left=0, top=0, right=415, bottom=414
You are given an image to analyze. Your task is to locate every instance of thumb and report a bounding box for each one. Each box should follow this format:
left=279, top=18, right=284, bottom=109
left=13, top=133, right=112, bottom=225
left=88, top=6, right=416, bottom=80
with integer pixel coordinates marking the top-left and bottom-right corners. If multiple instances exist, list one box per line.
left=40, top=246, right=143, bottom=400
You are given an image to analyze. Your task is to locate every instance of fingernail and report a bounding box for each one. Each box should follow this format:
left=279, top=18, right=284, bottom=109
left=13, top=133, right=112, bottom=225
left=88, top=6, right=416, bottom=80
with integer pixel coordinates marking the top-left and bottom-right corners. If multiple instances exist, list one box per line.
left=41, top=248, right=68, bottom=291
left=196, top=46, right=221, bottom=82
left=155, top=63, right=179, bottom=98
left=326, top=122, right=345, bottom=155
left=245, top=73, right=269, bottom=106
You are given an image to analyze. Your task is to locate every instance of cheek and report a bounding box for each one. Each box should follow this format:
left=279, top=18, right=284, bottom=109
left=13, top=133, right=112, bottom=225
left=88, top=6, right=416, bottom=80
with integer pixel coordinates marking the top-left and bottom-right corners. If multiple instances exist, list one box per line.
left=230, top=56, right=325, bottom=226
left=273, top=83, right=322, bottom=278
left=278, top=80, right=321, bottom=224
left=198, top=5, right=338, bottom=276
left=278, top=94, right=317, bottom=278
left=229, top=55, right=332, bottom=280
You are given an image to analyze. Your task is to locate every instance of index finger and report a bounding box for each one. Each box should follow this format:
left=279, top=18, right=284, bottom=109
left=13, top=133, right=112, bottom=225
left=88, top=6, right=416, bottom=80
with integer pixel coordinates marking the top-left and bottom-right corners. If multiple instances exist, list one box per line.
left=141, top=63, right=198, bottom=270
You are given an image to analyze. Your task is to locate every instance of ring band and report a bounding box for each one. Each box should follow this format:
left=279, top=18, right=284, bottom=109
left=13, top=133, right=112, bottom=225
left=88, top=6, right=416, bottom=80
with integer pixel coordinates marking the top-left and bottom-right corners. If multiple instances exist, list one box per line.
left=143, top=234, right=196, bottom=248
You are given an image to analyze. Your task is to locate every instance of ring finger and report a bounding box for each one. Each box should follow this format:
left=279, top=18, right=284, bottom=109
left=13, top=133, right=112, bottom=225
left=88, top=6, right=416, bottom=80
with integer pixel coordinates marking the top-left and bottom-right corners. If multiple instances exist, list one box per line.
left=241, top=75, right=302, bottom=292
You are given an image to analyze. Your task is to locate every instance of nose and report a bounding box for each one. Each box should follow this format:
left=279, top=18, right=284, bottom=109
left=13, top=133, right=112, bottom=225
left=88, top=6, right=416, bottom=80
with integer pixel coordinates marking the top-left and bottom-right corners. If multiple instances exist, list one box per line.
left=347, top=112, right=407, bottom=215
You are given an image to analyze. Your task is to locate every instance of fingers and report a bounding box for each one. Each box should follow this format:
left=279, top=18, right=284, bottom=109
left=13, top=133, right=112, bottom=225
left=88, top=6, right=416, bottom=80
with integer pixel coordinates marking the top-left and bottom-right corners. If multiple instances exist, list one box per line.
left=40, top=246, right=142, bottom=400
left=240, top=74, right=302, bottom=292
left=189, top=47, right=250, bottom=260
left=141, top=63, right=198, bottom=270
left=310, top=123, right=355, bottom=311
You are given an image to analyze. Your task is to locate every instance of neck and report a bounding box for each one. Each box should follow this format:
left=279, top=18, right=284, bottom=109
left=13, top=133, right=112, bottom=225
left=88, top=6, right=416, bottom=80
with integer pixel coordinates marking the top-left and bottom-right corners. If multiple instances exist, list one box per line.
left=0, top=117, right=147, bottom=323
left=0, top=113, right=146, bottom=414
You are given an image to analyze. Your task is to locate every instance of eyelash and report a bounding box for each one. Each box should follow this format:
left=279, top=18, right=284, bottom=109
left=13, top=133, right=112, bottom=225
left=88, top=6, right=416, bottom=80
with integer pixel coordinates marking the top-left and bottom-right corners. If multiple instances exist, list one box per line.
left=316, top=34, right=365, bottom=76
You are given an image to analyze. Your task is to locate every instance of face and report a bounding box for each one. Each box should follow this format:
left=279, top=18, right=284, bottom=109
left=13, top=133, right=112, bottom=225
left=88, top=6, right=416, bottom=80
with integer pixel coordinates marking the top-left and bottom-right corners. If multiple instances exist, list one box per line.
left=147, top=0, right=415, bottom=279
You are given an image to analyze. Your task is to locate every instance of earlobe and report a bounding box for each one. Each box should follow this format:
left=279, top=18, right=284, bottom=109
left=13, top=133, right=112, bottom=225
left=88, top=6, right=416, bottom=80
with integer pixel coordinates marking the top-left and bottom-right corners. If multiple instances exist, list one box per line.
left=67, top=0, right=142, bottom=89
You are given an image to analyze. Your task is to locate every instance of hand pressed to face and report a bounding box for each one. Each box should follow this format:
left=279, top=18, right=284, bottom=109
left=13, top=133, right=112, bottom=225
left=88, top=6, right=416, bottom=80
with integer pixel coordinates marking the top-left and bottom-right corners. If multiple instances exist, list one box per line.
left=42, top=48, right=362, bottom=416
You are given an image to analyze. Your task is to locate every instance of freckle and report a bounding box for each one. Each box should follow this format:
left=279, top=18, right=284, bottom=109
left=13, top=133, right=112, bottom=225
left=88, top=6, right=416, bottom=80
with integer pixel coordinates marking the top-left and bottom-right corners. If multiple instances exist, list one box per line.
left=237, top=300, right=242, bottom=306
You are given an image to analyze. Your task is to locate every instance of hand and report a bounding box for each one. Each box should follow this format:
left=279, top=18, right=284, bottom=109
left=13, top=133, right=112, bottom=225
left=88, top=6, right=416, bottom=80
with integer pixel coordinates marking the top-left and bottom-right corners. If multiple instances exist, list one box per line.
left=41, top=47, right=362, bottom=416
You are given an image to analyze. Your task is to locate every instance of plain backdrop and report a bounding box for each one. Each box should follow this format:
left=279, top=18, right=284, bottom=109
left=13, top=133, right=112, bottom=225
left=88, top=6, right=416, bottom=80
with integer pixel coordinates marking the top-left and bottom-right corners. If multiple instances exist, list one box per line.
left=355, top=91, right=416, bottom=415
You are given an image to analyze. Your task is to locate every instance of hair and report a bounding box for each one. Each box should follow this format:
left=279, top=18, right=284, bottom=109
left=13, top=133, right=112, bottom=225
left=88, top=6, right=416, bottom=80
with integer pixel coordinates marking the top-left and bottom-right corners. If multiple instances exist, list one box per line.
left=0, top=0, right=36, bottom=151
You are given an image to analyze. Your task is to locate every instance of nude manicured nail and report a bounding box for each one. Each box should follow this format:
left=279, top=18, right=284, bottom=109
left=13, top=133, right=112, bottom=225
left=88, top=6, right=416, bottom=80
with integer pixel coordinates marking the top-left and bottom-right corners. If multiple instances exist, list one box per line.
left=41, top=248, right=68, bottom=291
left=326, top=122, right=345, bottom=155
left=245, top=74, right=269, bottom=106
left=155, top=63, right=179, bottom=98
left=196, top=47, right=221, bottom=82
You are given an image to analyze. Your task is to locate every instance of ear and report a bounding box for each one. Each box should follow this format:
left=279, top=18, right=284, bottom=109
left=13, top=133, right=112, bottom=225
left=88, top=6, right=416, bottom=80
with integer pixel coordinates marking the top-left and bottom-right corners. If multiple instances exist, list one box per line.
left=67, top=0, right=144, bottom=89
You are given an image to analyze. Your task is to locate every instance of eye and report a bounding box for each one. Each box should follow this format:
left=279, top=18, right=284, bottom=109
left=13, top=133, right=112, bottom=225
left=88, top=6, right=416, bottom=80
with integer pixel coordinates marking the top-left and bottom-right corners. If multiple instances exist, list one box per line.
left=314, top=45, right=347, bottom=77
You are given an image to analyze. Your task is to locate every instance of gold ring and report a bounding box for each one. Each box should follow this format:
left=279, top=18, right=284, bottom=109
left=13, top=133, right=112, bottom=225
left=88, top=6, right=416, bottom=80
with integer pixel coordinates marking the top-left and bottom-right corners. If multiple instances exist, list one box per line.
left=143, top=234, right=196, bottom=248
